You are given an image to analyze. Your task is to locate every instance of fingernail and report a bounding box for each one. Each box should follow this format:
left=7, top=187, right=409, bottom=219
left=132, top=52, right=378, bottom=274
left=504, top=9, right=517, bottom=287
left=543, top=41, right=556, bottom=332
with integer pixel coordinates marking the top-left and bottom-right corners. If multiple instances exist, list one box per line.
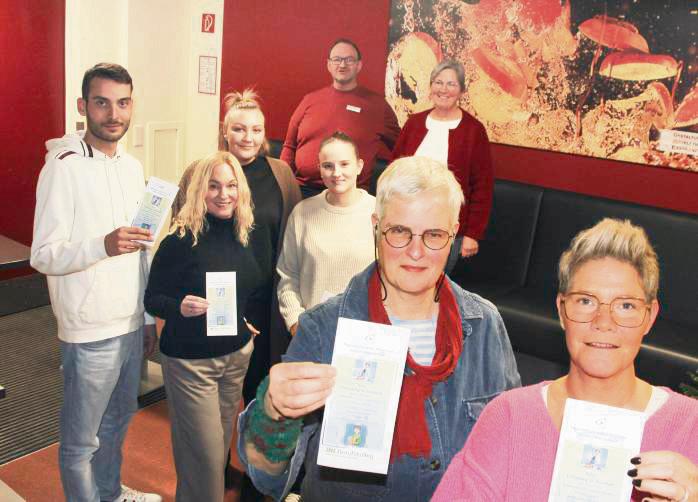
left=630, top=456, right=641, bottom=465
left=632, top=479, right=642, bottom=487
left=627, top=468, right=637, bottom=477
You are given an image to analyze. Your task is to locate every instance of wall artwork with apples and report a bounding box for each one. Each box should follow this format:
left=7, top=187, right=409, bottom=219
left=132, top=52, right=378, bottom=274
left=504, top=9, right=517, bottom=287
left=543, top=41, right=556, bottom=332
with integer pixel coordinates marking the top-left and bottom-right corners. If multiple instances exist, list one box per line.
left=386, top=0, right=698, bottom=171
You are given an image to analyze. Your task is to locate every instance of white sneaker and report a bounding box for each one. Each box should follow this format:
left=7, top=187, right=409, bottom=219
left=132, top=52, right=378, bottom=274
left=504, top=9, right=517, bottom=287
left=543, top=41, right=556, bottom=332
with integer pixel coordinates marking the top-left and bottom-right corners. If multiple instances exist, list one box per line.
left=116, top=485, right=162, bottom=502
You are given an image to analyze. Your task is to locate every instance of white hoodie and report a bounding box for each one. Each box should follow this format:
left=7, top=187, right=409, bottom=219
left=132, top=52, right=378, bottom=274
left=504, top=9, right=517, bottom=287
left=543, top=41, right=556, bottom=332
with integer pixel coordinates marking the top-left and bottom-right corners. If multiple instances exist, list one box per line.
left=31, top=133, right=153, bottom=343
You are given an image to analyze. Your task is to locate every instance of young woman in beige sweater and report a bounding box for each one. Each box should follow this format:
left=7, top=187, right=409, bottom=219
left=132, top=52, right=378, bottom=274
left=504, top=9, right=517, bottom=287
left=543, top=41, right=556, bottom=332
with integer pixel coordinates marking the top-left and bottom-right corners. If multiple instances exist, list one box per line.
left=277, top=132, right=376, bottom=335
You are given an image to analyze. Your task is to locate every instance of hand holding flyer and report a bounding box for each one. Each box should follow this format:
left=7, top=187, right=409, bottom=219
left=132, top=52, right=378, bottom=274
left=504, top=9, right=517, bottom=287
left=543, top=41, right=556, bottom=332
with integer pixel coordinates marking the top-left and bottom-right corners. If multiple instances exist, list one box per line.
left=131, top=176, right=179, bottom=246
left=317, top=318, right=410, bottom=474
left=548, top=398, right=647, bottom=502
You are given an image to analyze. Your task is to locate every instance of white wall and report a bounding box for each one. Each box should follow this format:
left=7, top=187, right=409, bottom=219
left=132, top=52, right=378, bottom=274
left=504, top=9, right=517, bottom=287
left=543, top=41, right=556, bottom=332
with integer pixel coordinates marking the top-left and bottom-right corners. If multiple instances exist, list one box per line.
left=64, top=0, right=128, bottom=138
left=64, top=0, right=224, bottom=183
left=185, top=1, right=225, bottom=167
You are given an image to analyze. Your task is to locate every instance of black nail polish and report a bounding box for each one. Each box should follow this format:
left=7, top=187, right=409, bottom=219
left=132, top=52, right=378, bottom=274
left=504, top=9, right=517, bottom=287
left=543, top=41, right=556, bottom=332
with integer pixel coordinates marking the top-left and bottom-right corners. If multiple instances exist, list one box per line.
left=632, top=479, right=642, bottom=487
left=627, top=468, right=637, bottom=477
left=630, top=456, right=641, bottom=465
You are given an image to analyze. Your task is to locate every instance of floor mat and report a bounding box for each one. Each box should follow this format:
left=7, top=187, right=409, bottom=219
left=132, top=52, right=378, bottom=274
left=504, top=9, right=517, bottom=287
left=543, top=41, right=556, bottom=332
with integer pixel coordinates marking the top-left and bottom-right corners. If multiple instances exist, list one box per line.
left=0, top=306, right=164, bottom=465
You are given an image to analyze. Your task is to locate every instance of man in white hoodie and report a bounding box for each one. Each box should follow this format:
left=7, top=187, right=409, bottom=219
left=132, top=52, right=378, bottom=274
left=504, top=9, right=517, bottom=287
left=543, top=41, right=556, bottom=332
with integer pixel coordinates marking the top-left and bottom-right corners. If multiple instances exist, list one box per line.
left=31, top=63, right=161, bottom=502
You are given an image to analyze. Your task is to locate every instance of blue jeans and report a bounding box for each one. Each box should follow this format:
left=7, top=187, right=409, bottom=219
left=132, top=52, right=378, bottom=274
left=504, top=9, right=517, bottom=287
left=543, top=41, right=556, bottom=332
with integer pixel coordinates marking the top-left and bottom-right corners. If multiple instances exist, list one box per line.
left=59, top=329, right=143, bottom=502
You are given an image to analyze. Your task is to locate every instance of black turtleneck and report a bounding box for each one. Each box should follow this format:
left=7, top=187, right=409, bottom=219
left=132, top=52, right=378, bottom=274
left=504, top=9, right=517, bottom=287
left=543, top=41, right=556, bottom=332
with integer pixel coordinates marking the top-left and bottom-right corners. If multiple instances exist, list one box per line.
left=145, top=213, right=264, bottom=359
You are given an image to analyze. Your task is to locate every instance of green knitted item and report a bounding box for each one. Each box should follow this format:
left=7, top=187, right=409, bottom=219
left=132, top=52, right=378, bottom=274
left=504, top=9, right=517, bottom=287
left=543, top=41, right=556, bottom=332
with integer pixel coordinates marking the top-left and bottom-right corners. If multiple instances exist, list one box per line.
left=245, top=376, right=303, bottom=463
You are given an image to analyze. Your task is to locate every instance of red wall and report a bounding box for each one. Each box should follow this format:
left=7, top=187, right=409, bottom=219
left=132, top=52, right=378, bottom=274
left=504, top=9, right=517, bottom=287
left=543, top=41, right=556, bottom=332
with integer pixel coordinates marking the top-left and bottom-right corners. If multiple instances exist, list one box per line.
left=0, top=0, right=64, bottom=279
left=493, top=145, right=698, bottom=215
left=0, top=1, right=65, bottom=244
left=221, top=0, right=391, bottom=141
left=221, top=0, right=698, bottom=215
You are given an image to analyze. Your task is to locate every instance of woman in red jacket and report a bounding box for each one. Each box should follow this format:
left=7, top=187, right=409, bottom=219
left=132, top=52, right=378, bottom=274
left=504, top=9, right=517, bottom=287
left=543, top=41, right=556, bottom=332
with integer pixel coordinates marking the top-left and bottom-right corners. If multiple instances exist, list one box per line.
left=392, top=60, right=493, bottom=271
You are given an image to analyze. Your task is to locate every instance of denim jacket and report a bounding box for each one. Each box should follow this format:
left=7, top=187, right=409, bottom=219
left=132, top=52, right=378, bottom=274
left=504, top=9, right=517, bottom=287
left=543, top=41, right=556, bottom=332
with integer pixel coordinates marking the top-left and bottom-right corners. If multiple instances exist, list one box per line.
left=238, top=264, right=520, bottom=501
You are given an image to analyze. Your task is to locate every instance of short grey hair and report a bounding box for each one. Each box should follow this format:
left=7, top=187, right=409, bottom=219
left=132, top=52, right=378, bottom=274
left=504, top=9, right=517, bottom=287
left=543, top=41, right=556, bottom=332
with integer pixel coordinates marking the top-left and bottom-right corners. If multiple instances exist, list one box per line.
left=375, top=156, right=464, bottom=227
left=430, top=59, right=466, bottom=92
left=558, top=218, right=659, bottom=301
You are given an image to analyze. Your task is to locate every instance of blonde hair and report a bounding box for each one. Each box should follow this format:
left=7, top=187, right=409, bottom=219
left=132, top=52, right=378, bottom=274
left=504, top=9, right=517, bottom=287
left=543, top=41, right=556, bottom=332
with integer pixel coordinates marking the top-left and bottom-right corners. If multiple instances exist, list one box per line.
left=558, top=218, right=659, bottom=301
left=172, top=152, right=254, bottom=246
left=375, top=156, right=464, bottom=227
left=219, top=88, right=269, bottom=155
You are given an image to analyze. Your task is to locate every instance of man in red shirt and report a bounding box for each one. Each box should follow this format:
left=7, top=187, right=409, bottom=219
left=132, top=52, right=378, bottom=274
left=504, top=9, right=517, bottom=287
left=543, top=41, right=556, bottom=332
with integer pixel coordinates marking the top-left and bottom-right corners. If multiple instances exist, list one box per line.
left=281, top=39, right=400, bottom=198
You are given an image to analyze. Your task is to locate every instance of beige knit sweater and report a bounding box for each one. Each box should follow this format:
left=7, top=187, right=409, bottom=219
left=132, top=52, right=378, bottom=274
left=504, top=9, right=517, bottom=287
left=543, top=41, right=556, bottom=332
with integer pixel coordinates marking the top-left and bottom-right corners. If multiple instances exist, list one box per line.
left=276, top=189, right=376, bottom=329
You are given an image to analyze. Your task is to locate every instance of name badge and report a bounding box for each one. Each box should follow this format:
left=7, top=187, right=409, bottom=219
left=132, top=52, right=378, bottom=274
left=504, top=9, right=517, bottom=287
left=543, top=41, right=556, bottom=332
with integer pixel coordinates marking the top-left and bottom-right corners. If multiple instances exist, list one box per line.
left=346, top=104, right=362, bottom=113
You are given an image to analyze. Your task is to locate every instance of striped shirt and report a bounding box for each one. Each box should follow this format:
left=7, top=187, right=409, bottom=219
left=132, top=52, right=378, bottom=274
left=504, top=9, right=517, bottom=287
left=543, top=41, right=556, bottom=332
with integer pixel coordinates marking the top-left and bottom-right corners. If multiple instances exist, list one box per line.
left=389, top=315, right=438, bottom=366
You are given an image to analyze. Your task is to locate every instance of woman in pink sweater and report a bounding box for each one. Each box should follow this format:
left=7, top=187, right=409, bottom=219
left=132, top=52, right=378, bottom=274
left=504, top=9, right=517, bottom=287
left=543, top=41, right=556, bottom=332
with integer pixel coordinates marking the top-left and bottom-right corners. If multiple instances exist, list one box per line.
left=433, top=218, right=698, bottom=502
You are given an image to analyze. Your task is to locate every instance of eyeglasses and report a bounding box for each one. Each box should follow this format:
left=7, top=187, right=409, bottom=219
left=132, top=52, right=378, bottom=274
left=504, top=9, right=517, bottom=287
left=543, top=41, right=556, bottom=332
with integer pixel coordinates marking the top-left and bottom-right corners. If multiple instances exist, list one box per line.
left=328, top=56, right=358, bottom=66
left=560, top=293, right=650, bottom=328
left=432, top=80, right=460, bottom=90
left=381, top=225, right=453, bottom=250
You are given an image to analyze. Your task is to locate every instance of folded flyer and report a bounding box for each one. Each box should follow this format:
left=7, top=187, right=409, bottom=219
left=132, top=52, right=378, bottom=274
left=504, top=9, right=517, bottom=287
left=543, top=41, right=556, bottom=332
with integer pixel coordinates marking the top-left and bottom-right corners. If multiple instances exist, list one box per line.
left=131, top=176, right=179, bottom=246
left=317, top=317, right=410, bottom=474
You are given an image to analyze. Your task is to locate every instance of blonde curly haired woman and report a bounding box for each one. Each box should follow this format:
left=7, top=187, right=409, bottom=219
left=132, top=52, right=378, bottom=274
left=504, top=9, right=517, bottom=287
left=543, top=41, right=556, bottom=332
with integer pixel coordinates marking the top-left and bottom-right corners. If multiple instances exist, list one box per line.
left=145, top=151, right=264, bottom=501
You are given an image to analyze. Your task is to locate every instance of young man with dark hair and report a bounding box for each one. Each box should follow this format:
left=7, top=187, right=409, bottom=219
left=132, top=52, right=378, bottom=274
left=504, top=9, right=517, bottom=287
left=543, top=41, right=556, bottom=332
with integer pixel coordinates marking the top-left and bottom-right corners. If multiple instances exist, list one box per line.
left=281, top=39, right=400, bottom=198
left=81, top=63, right=133, bottom=101
left=31, top=62, right=161, bottom=502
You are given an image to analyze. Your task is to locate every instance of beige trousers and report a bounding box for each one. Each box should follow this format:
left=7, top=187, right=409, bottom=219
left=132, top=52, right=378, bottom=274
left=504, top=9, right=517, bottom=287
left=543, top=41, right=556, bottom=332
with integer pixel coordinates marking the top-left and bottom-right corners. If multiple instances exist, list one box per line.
left=161, top=339, right=253, bottom=502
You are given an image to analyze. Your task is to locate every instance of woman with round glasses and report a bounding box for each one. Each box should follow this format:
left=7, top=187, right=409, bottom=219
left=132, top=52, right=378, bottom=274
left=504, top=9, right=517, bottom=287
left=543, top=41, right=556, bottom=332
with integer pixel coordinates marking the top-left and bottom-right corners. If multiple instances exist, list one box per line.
left=236, top=156, right=520, bottom=501
left=392, top=59, right=493, bottom=270
left=433, top=218, right=698, bottom=502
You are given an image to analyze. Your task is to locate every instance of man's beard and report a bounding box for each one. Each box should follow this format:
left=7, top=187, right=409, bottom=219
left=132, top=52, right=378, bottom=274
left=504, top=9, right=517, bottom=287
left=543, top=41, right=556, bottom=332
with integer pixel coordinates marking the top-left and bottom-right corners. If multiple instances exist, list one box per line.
left=87, top=118, right=130, bottom=143
left=335, top=76, right=354, bottom=85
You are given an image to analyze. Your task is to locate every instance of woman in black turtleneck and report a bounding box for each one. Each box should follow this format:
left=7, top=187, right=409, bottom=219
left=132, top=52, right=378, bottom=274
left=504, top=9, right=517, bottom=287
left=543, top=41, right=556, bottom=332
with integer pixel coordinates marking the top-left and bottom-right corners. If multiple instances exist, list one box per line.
left=145, top=151, right=262, bottom=502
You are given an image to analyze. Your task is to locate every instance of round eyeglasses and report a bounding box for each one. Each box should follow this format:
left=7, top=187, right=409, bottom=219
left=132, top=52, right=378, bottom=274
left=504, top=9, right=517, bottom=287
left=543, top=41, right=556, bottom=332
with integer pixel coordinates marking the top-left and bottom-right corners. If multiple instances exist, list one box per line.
left=381, top=225, right=453, bottom=250
left=560, top=293, right=650, bottom=328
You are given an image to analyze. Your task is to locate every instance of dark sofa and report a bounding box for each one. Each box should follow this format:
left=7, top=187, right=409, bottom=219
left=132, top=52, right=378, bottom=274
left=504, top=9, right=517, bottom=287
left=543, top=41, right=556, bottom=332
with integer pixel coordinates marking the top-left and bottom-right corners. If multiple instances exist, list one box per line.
left=269, top=139, right=696, bottom=390
left=451, top=180, right=698, bottom=390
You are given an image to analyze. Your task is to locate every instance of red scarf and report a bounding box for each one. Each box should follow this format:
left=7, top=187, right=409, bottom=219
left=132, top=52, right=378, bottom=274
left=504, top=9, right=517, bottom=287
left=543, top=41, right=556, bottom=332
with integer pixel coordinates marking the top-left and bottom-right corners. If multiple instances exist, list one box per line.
left=367, top=266, right=463, bottom=461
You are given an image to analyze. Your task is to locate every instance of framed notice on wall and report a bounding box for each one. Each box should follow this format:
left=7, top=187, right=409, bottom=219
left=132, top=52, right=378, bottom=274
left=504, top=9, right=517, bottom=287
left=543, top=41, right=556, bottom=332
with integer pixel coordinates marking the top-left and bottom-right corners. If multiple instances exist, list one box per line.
left=198, top=55, right=217, bottom=95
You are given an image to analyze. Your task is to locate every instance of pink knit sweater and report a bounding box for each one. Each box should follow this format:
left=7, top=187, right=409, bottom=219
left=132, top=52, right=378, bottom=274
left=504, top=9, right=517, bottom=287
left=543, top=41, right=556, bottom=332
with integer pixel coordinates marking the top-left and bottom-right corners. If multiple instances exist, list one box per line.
left=432, top=382, right=698, bottom=502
